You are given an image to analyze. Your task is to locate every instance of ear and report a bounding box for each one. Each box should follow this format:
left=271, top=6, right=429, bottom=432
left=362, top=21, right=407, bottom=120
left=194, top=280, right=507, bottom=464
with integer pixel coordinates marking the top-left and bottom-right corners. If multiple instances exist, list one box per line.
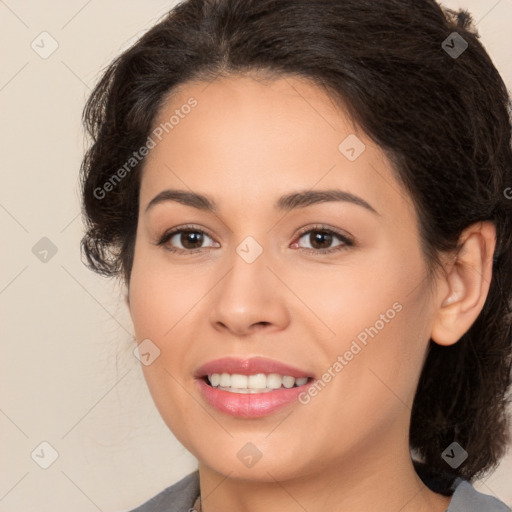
left=430, top=221, right=496, bottom=346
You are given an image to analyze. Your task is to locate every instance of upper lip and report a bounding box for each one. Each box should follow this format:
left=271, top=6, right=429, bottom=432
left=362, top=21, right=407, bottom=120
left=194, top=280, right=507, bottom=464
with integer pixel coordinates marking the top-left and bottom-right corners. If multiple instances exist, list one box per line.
left=194, top=357, right=313, bottom=379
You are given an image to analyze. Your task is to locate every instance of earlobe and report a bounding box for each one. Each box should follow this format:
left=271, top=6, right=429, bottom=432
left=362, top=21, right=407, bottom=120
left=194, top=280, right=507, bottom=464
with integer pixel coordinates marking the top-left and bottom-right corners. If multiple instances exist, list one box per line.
left=431, top=222, right=496, bottom=346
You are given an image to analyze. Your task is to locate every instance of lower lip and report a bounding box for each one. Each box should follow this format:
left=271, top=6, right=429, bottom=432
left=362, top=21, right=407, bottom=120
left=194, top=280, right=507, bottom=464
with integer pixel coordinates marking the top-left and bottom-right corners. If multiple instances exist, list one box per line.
left=196, top=379, right=312, bottom=418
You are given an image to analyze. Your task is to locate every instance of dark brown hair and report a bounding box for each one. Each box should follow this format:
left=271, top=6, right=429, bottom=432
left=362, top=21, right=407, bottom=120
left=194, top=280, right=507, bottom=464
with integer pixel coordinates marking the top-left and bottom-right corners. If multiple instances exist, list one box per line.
left=80, top=0, right=512, bottom=483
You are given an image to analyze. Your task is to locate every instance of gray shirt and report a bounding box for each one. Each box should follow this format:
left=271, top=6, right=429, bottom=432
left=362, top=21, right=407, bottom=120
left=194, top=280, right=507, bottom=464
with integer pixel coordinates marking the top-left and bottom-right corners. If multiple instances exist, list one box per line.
left=127, top=470, right=511, bottom=511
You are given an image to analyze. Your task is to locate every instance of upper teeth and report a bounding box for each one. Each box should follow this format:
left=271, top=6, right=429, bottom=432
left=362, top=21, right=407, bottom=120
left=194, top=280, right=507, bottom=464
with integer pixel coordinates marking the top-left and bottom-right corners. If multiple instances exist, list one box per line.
left=208, top=373, right=308, bottom=392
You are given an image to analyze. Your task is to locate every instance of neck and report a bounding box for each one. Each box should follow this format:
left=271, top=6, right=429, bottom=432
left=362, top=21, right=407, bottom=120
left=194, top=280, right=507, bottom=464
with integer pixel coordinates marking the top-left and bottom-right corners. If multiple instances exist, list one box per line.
left=196, top=435, right=452, bottom=512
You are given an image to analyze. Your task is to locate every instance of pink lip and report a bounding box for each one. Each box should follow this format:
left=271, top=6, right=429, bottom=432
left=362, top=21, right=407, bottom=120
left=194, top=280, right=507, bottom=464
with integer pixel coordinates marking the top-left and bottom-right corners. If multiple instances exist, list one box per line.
left=194, top=356, right=313, bottom=379
left=194, top=357, right=315, bottom=418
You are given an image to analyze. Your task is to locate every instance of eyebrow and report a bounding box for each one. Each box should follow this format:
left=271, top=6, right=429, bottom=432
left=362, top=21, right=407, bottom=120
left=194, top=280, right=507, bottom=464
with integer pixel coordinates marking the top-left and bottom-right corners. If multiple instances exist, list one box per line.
left=145, top=188, right=379, bottom=215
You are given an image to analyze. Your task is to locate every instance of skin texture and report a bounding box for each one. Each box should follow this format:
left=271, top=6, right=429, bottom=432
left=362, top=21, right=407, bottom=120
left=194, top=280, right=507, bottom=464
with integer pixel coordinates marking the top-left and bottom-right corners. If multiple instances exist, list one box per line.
left=127, top=75, right=495, bottom=512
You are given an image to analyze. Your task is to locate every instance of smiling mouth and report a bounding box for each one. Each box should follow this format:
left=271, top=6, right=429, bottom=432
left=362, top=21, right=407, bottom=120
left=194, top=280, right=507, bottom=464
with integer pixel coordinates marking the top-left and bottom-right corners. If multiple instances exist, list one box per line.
left=203, top=373, right=313, bottom=393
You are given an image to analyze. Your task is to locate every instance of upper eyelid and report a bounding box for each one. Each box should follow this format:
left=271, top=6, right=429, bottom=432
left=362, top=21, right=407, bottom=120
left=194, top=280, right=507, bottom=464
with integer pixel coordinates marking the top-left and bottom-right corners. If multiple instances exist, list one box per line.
left=162, top=224, right=215, bottom=240
left=295, top=225, right=352, bottom=239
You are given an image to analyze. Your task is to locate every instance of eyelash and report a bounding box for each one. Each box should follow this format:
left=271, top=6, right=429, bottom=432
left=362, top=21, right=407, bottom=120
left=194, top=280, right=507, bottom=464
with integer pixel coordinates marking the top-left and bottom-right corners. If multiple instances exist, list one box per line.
left=156, top=224, right=355, bottom=255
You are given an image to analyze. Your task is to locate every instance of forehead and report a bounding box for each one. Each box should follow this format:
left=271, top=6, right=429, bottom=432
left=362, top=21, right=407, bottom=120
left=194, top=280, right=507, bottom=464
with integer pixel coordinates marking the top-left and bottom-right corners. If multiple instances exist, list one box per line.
left=139, top=74, right=413, bottom=220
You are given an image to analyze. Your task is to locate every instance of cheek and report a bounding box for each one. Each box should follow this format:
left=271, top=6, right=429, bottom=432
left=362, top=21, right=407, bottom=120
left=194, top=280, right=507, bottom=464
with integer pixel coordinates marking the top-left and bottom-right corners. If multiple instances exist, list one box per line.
left=128, top=249, right=201, bottom=437
left=127, top=245, right=213, bottom=407
left=290, top=257, right=417, bottom=347
left=305, top=252, right=432, bottom=407
left=128, top=246, right=207, bottom=342
left=324, top=285, right=432, bottom=425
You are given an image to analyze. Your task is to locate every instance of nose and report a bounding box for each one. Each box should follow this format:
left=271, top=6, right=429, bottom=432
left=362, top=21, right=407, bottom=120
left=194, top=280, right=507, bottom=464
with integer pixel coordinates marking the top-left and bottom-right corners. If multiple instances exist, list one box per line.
left=208, top=246, right=290, bottom=337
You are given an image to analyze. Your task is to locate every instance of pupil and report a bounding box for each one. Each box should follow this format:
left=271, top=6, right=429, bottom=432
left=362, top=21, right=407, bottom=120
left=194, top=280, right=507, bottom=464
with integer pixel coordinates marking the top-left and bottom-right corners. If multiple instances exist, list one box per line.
left=312, top=231, right=332, bottom=249
left=182, top=231, right=203, bottom=249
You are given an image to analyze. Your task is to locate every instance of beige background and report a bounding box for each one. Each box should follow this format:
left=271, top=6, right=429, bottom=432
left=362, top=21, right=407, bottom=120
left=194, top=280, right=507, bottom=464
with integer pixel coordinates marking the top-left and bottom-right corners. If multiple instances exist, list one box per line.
left=1, top=1, right=511, bottom=510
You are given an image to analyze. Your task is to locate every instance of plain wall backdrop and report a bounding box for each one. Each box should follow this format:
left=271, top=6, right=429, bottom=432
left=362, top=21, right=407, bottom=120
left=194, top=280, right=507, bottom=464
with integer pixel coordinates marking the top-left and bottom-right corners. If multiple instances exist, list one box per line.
left=1, top=0, right=511, bottom=510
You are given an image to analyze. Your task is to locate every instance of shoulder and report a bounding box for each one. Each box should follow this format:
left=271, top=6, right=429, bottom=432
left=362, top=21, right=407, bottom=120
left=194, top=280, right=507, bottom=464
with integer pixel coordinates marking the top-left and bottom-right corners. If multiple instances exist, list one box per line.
left=125, top=471, right=200, bottom=512
left=122, top=466, right=512, bottom=512
left=447, top=478, right=511, bottom=512
left=413, top=461, right=510, bottom=512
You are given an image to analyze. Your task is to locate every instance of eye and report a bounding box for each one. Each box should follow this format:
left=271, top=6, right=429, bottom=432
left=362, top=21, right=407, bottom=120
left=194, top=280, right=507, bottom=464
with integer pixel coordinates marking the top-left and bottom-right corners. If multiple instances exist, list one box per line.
left=292, top=226, right=354, bottom=254
left=157, top=225, right=219, bottom=253
left=156, top=224, right=354, bottom=255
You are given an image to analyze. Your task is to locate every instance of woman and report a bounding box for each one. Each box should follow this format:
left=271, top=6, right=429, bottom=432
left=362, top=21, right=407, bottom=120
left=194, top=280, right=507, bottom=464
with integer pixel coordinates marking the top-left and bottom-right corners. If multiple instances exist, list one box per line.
left=79, top=0, right=512, bottom=510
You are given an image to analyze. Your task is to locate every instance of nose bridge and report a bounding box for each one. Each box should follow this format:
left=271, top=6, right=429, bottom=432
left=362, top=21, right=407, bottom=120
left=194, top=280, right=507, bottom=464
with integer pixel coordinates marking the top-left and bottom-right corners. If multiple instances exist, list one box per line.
left=208, top=233, right=290, bottom=334
left=221, top=234, right=271, bottom=302
left=235, top=234, right=265, bottom=266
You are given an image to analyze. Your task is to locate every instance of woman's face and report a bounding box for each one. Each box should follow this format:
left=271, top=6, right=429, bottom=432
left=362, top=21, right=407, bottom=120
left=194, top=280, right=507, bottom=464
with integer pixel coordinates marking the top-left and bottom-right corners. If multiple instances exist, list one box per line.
left=128, top=74, right=438, bottom=481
